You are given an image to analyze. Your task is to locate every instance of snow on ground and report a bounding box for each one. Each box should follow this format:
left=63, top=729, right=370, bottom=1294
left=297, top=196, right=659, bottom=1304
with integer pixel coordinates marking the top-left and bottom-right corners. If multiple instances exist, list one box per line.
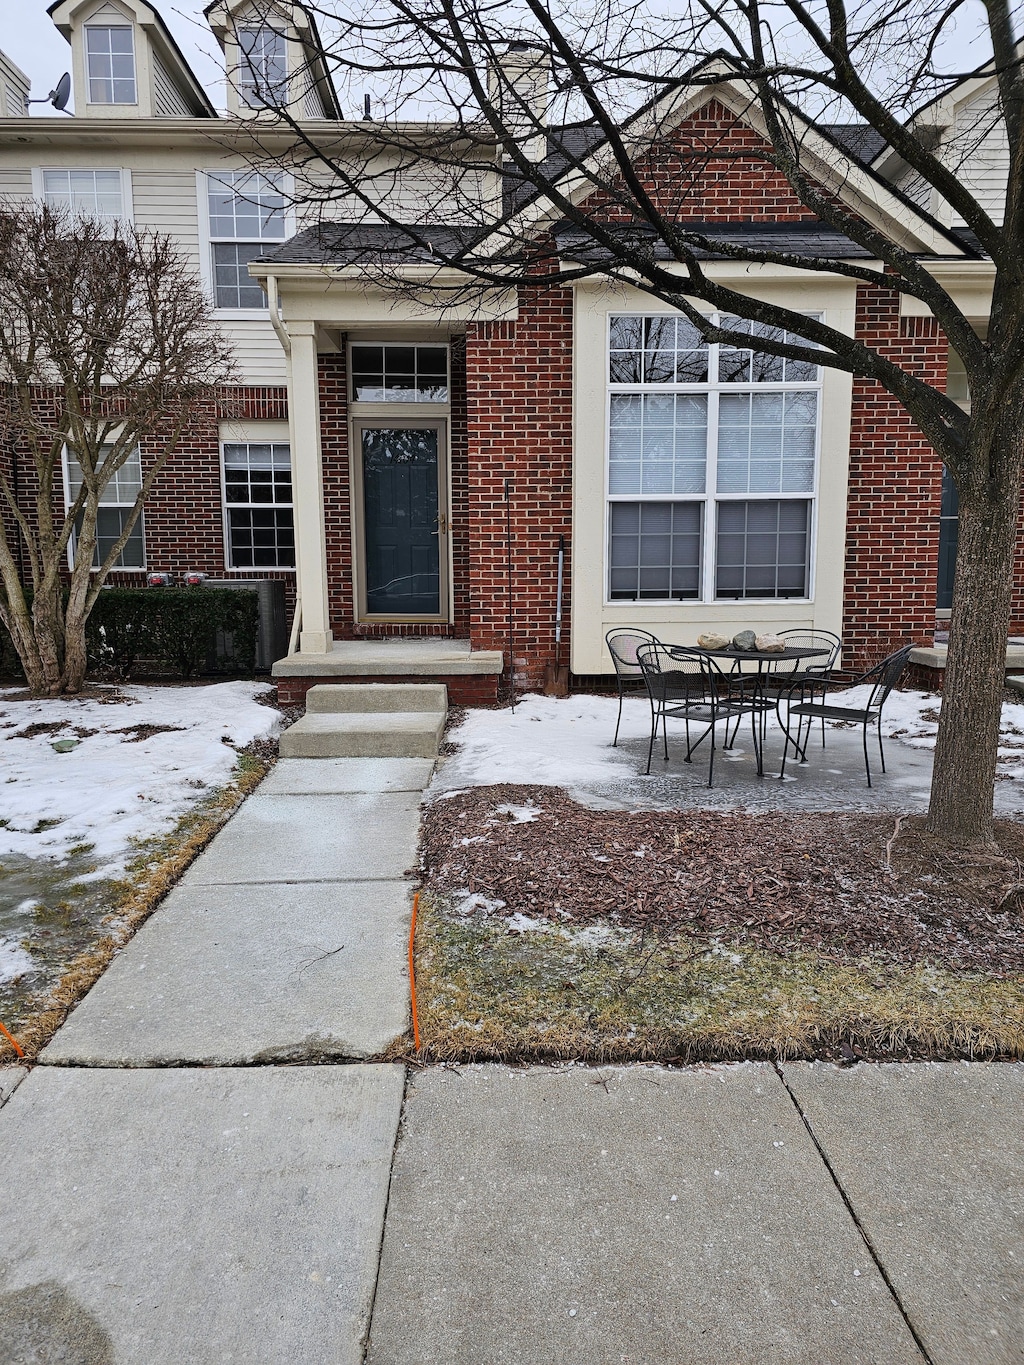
left=433, top=688, right=1024, bottom=795
left=0, top=681, right=283, bottom=877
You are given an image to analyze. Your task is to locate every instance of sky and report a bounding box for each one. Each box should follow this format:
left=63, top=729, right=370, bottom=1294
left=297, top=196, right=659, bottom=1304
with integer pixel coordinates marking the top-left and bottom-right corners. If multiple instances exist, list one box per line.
left=4, top=0, right=224, bottom=110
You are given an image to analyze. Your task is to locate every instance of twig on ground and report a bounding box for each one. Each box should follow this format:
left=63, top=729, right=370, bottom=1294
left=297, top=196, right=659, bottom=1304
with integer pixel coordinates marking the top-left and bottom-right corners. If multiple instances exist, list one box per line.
left=883, top=816, right=905, bottom=877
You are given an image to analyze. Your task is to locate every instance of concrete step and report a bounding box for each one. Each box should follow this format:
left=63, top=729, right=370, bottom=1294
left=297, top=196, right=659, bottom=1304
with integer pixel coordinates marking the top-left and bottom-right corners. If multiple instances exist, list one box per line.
left=305, top=682, right=448, bottom=714
left=279, top=711, right=445, bottom=759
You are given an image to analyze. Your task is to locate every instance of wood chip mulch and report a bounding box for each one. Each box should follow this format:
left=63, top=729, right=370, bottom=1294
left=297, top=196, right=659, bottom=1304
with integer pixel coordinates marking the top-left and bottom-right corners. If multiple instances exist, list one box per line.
left=422, top=785, right=1024, bottom=976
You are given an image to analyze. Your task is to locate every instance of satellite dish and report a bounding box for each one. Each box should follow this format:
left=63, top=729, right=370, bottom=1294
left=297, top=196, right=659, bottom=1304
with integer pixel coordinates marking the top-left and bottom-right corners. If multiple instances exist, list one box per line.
left=50, top=73, right=71, bottom=110
left=27, top=72, right=72, bottom=112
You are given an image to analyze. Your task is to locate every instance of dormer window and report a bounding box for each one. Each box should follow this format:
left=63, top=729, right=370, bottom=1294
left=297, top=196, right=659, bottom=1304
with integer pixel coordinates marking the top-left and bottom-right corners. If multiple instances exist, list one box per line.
left=85, top=25, right=137, bottom=104
left=238, top=27, right=287, bottom=108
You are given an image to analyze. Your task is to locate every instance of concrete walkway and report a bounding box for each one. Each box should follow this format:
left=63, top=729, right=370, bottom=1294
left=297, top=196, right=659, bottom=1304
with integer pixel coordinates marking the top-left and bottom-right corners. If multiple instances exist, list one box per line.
left=0, top=737, right=1021, bottom=1363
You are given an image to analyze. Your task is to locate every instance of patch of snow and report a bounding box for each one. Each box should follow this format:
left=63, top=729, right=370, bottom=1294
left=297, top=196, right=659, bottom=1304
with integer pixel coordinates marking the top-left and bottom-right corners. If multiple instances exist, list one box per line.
left=454, top=891, right=506, bottom=917
left=492, top=802, right=542, bottom=823
left=0, top=938, right=35, bottom=983
left=0, top=681, right=283, bottom=879
left=506, top=912, right=550, bottom=933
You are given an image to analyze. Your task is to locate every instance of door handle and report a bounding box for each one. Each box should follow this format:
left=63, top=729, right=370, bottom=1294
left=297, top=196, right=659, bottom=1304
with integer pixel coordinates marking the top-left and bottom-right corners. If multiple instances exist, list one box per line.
left=433, top=513, right=448, bottom=536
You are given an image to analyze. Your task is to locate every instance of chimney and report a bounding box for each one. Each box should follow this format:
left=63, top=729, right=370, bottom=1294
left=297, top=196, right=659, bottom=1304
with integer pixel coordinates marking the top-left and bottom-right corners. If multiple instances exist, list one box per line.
left=487, top=40, right=550, bottom=162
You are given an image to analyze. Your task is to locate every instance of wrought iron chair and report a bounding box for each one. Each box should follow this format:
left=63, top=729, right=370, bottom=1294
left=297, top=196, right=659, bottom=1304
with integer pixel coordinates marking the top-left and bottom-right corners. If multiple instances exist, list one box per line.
left=776, top=643, right=917, bottom=787
left=769, top=628, right=843, bottom=750
left=605, top=628, right=661, bottom=746
left=636, top=642, right=771, bottom=786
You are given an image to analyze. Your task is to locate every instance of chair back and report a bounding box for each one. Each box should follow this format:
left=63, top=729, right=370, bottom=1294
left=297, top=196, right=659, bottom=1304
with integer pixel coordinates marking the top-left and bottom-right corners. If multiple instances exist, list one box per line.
left=861, top=643, right=917, bottom=712
left=605, top=628, right=661, bottom=679
left=778, top=628, right=842, bottom=675
left=635, top=642, right=710, bottom=703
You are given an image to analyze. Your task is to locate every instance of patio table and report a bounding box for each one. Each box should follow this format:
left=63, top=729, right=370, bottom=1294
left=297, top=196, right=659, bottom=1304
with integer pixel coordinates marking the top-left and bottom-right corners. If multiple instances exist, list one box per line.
left=684, top=642, right=833, bottom=776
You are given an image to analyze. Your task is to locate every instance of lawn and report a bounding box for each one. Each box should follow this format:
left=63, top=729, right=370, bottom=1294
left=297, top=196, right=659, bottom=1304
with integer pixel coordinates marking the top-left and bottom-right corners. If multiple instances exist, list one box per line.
left=0, top=681, right=283, bottom=1058
left=409, top=693, right=1024, bottom=1063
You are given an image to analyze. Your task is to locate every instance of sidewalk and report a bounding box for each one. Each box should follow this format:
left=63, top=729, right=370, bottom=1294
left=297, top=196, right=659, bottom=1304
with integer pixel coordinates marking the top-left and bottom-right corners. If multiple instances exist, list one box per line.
left=0, top=751, right=1021, bottom=1364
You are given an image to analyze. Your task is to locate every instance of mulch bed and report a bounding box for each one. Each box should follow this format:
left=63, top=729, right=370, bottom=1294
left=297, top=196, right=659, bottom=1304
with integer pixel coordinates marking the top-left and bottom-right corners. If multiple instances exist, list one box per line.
left=422, top=785, right=1024, bottom=977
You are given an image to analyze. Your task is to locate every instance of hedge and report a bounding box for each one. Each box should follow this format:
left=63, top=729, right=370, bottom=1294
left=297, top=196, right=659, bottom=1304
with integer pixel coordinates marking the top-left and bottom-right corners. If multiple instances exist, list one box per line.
left=0, top=588, right=259, bottom=681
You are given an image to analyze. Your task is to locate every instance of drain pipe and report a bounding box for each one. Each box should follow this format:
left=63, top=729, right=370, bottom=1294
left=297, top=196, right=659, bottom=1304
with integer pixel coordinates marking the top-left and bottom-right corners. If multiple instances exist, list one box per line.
left=267, top=274, right=290, bottom=356
left=268, top=275, right=302, bottom=655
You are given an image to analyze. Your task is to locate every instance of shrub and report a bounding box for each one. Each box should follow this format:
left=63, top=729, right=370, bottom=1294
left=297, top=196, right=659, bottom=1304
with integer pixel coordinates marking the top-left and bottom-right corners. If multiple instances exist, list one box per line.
left=86, top=588, right=259, bottom=679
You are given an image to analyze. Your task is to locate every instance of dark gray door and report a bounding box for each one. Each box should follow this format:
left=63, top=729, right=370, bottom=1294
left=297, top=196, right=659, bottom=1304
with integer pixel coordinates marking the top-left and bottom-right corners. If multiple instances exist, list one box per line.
left=361, top=426, right=441, bottom=615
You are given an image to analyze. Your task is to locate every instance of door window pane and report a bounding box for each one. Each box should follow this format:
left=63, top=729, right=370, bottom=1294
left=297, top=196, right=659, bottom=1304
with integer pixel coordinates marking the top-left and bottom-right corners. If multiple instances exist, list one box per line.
left=86, top=26, right=136, bottom=104
left=609, top=502, right=702, bottom=600
left=715, top=500, right=809, bottom=598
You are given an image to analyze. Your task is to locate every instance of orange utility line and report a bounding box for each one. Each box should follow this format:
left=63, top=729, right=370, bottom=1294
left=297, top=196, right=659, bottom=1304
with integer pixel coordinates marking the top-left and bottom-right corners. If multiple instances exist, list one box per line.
left=408, top=890, right=421, bottom=1051
left=0, top=1018, right=25, bottom=1059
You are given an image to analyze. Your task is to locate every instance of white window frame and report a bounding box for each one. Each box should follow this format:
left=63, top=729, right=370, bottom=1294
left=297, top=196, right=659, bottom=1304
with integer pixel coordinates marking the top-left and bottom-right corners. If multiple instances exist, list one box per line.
left=197, top=169, right=293, bottom=318
left=32, top=167, right=134, bottom=227
left=219, top=429, right=296, bottom=571
left=604, top=312, right=822, bottom=606
left=62, top=445, right=146, bottom=573
left=84, top=24, right=137, bottom=106
left=236, top=26, right=289, bottom=109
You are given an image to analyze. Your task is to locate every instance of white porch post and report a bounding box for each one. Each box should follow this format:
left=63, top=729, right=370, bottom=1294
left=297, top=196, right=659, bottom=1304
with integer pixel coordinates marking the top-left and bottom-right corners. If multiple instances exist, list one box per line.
left=287, top=322, right=333, bottom=655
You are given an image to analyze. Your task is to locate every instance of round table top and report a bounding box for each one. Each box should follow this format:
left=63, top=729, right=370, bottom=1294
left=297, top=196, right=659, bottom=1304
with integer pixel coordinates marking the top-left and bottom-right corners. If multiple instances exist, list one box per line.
left=681, top=643, right=832, bottom=664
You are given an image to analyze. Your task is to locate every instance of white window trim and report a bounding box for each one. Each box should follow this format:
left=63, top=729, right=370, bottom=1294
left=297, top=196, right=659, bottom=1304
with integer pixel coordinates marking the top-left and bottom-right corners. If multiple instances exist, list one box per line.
left=219, top=432, right=296, bottom=572
left=603, top=312, right=822, bottom=606
left=61, top=445, right=147, bottom=573
left=32, top=166, right=134, bottom=226
left=84, top=23, right=138, bottom=107
left=197, top=169, right=294, bottom=317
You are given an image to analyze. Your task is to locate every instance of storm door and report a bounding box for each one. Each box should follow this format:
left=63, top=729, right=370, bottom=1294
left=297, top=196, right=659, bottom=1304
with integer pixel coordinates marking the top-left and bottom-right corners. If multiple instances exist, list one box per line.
left=354, top=421, right=448, bottom=619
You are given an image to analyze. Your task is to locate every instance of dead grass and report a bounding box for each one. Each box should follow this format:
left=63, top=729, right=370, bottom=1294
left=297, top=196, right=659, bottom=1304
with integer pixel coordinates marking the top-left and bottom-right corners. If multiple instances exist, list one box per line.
left=395, top=891, right=1024, bottom=1064
left=0, top=749, right=273, bottom=1062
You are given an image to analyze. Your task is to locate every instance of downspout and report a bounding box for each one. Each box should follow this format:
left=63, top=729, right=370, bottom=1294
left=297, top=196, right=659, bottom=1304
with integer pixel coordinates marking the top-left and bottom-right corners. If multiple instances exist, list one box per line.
left=267, top=274, right=302, bottom=654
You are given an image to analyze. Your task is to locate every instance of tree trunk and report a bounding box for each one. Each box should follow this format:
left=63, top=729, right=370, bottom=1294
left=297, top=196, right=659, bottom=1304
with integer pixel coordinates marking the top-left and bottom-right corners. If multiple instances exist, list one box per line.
left=927, top=426, right=1024, bottom=845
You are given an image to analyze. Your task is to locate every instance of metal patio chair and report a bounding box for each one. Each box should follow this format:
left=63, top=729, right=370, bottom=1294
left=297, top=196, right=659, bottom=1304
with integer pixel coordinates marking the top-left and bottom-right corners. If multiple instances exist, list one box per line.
left=636, top=642, right=772, bottom=786
left=776, top=642, right=917, bottom=787
left=768, top=628, right=843, bottom=750
left=605, top=628, right=662, bottom=746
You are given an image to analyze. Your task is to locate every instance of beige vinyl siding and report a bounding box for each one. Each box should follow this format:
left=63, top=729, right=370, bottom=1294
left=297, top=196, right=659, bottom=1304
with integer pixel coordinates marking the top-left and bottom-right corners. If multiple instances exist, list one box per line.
left=0, top=167, right=33, bottom=201
left=131, top=169, right=201, bottom=270
left=220, top=315, right=287, bottom=384
left=152, top=53, right=190, bottom=117
left=949, top=89, right=1008, bottom=227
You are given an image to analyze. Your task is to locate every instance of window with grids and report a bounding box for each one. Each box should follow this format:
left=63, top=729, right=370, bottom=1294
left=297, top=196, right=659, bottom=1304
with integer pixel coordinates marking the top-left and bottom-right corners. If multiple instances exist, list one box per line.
left=206, top=170, right=285, bottom=309
left=607, top=313, right=820, bottom=601
left=42, top=169, right=124, bottom=226
left=85, top=26, right=136, bottom=104
left=223, top=442, right=294, bottom=568
left=350, top=344, right=449, bottom=402
left=66, top=447, right=145, bottom=569
left=237, top=27, right=288, bottom=107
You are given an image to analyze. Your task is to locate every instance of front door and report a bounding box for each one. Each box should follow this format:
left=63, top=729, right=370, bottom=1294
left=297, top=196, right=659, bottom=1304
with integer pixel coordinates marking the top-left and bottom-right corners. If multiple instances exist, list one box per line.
left=355, top=422, right=447, bottom=619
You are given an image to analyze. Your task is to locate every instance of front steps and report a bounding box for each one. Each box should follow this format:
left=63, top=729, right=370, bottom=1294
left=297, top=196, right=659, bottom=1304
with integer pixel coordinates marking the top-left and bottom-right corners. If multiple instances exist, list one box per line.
left=279, top=682, right=448, bottom=759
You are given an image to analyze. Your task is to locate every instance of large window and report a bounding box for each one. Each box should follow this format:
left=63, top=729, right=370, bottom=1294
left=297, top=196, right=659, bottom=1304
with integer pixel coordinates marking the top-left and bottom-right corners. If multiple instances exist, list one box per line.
left=65, top=447, right=145, bottom=570
left=607, top=314, right=820, bottom=601
left=85, top=26, right=136, bottom=104
left=238, top=27, right=288, bottom=108
left=222, top=441, right=294, bottom=567
left=42, top=169, right=124, bottom=226
left=206, top=170, right=285, bottom=309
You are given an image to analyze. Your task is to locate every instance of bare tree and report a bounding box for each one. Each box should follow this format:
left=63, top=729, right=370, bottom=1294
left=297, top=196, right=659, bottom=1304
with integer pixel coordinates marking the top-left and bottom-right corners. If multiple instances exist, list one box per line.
left=0, top=204, right=235, bottom=695
left=247, top=0, right=1020, bottom=845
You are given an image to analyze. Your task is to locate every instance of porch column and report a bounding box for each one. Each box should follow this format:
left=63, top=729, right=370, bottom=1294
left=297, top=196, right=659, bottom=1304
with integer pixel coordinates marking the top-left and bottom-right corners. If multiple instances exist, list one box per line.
left=287, top=322, right=333, bottom=655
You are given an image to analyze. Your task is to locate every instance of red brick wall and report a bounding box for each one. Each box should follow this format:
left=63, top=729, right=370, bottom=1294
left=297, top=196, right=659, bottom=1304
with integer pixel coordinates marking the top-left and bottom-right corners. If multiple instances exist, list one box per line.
left=464, top=290, right=574, bottom=693
left=587, top=98, right=823, bottom=223
left=843, top=295, right=946, bottom=671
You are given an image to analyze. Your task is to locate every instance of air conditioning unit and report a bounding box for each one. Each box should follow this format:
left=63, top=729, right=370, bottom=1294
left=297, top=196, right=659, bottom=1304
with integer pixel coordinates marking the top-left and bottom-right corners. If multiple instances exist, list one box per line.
left=202, top=579, right=288, bottom=673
